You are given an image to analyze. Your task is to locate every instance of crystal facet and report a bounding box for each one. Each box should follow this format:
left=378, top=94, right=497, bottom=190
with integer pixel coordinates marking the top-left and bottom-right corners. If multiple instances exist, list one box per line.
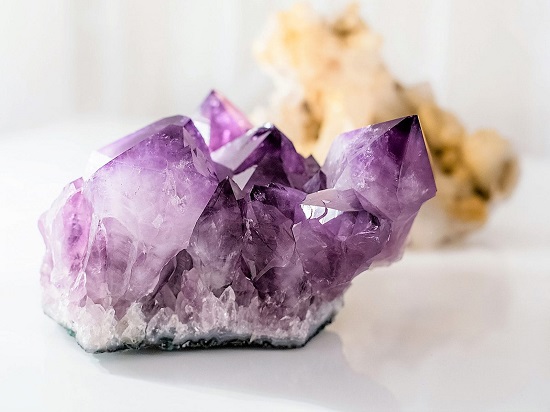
left=200, top=90, right=253, bottom=151
left=39, top=91, right=436, bottom=352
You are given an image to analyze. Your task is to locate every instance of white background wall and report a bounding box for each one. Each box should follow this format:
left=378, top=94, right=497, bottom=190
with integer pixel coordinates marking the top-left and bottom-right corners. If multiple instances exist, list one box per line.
left=1, top=0, right=549, bottom=157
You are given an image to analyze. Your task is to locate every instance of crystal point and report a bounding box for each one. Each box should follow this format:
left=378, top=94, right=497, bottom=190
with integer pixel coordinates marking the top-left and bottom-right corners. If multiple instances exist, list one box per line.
left=200, top=90, right=253, bottom=151
left=40, top=92, right=435, bottom=352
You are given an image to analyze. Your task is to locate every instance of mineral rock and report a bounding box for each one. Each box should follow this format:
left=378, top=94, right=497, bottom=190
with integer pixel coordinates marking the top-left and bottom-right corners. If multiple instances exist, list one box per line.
left=253, top=3, right=518, bottom=247
left=39, top=91, right=435, bottom=352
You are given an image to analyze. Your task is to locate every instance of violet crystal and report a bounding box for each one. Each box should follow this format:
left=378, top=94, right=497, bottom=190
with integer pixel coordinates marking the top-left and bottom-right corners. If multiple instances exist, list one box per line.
left=39, top=91, right=436, bottom=352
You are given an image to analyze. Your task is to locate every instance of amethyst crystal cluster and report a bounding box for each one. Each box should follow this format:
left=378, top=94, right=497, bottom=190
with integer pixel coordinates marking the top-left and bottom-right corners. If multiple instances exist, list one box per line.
left=39, top=91, right=436, bottom=352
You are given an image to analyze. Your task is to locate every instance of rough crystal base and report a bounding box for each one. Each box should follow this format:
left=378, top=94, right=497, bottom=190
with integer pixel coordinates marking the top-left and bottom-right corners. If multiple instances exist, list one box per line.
left=43, top=281, right=341, bottom=352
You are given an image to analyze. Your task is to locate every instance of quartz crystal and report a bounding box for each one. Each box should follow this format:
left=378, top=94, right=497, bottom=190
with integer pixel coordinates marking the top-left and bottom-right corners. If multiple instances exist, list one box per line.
left=39, top=91, right=436, bottom=352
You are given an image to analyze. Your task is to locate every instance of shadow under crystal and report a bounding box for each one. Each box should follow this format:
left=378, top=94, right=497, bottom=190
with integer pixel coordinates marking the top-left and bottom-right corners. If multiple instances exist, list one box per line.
left=97, top=331, right=399, bottom=411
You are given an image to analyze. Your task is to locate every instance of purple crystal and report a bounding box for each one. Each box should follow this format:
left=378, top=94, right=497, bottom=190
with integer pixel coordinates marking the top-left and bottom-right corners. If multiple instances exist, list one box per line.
left=199, top=90, right=252, bottom=151
left=212, top=125, right=322, bottom=193
left=39, top=91, right=436, bottom=352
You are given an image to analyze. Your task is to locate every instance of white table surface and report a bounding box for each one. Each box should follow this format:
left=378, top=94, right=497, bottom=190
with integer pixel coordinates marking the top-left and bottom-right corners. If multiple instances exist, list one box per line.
left=1, top=118, right=549, bottom=411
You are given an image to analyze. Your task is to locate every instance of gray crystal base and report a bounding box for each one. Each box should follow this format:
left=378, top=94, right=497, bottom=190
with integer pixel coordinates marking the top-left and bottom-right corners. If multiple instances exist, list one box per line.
left=43, top=284, right=343, bottom=353
left=58, top=315, right=336, bottom=353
